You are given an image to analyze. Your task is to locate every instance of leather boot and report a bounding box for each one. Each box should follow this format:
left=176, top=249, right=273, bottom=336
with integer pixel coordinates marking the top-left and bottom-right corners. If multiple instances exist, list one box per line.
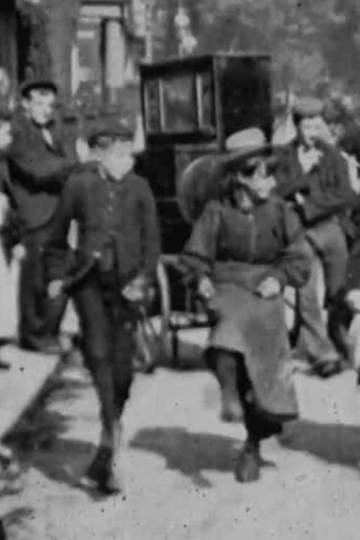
left=234, top=439, right=261, bottom=483
left=80, top=446, right=122, bottom=495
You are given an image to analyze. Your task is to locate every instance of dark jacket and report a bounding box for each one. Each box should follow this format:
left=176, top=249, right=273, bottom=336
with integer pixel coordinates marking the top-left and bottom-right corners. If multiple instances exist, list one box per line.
left=44, top=165, right=161, bottom=289
left=275, top=140, right=354, bottom=226
left=181, top=195, right=310, bottom=290
left=7, top=112, right=78, bottom=231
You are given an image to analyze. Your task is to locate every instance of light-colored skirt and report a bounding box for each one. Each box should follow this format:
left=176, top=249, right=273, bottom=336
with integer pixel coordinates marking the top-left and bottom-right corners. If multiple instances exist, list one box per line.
left=207, top=262, right=298, bottom=420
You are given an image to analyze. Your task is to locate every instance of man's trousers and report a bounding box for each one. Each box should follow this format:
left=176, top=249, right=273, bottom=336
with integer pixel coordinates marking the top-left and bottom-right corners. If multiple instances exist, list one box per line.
left=19, top=223, right=67, bottom=351
left=295, top=217, right=348, bottom=363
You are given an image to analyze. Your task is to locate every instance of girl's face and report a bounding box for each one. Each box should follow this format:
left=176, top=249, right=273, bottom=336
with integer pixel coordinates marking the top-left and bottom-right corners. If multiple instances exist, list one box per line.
left=236, top=157, right=276, bottom=200
left=98, top=140, right=134, bottom=180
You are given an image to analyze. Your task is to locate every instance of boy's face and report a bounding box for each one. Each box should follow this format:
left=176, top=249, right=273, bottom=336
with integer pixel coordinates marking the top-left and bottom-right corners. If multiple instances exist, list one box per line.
left=0, top=120, right=12, bottom=151
left=97, top=139, right=134, bottom=180
left=23, top=89, right=56, bottom=127
left=297, top=116, right=323, bottom=148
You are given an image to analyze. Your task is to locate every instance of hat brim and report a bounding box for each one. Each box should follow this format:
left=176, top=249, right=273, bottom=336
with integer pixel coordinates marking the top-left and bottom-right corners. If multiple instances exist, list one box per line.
left=20, top=80, right=58, bottom=98
left=222, top=144, right=274, bottom=169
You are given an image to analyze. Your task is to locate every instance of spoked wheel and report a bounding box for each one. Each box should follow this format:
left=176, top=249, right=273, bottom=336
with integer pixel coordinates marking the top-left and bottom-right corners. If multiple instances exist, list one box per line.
left=133, top=259, right=171, bottom=373
left=156, top=256, right=210, bottom=367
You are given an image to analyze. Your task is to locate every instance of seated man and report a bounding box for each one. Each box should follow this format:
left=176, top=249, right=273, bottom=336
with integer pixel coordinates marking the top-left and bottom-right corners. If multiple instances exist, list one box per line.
left=180, top=128, right=311, bottom=483
left=44, top=118, right=160, bottom=494
left=275, top=97, right=354, bottom=377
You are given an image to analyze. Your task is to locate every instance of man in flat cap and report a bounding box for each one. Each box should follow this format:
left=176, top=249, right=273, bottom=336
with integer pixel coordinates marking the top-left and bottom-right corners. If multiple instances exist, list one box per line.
left=275, top=97, right=354, bottom=377
left=7, top=78, right=80, bottom=354
left=44, top=119, right=160, bottom=494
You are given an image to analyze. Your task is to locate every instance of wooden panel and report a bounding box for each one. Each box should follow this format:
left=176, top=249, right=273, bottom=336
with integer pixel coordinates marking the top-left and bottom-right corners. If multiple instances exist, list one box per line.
left=0, top=0, right=17, bottom=85
left=218, top=55, right=272, bottom=141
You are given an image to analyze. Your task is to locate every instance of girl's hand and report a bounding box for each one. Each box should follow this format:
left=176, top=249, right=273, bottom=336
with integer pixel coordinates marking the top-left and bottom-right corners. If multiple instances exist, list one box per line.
left=198, top=276, right=215, bottom=300
left=256, top=276, right=281, bottom=299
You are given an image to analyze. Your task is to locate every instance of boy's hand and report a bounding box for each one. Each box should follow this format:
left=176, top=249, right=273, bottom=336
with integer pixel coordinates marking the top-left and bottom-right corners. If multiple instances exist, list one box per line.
left=122, top=276, right=147, bottom=303
left=346, top=290, right=360, bottom=312
left=48, top=280, right=64, bottom=299
left=76, top=137, right=91, bottom=163
left=256, top=276, right=281, bottom=299
left=12, top=244, right=26, bottom=261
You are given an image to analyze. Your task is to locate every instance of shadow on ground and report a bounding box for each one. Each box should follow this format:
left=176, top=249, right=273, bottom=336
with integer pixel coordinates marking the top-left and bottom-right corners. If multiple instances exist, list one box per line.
left=130, top=427, right=239, bottom=487
left=280, top=420, right=360, bottom=470
left=130, top=420, right=360, bottom=487
left=4, top=373, right=98, bottom=496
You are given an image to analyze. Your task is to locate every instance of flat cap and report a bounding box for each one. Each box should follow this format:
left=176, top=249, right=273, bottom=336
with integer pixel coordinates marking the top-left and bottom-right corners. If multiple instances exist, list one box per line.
left=20, top=78, right=58, bottom=98
left=292, top=97, right=323, bottom=118
left=86, top=117, right=134, bottom=148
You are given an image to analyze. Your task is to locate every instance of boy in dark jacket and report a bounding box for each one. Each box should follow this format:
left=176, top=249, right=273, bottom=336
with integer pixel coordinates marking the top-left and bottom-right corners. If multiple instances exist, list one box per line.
left=45, top=119, right=161, bottom=494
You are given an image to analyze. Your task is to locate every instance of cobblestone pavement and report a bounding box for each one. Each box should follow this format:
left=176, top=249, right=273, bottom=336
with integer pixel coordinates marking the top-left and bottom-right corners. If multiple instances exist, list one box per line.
left=1, top=348, right=360, bottom=540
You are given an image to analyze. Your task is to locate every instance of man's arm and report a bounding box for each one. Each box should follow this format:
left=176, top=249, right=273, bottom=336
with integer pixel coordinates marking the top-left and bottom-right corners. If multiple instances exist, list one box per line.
left=43, top=175, right=79, bottom=283
left=301, top=150, right=354, bottom=224
left=270, top=201, right=312, bottom=289
left=138, top=177, right=161, bottom=280
left=8, top=126, right=78, bottom=192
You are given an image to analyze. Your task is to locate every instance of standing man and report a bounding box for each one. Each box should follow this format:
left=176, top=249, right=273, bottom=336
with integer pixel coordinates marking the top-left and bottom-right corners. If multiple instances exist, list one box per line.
left=7, top=79, right=79, bottom=353
left=45, top=119, right=161, bottom=494
left=276, top=98, right=354, bottom=377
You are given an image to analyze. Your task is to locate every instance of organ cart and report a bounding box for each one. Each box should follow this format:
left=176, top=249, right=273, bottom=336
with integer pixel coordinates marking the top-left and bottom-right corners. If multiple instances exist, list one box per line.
left=135, top=53, right=273, bottom=366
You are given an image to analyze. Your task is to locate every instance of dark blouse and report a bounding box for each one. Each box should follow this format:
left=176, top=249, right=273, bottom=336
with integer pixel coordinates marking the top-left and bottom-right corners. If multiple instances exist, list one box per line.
left=181, top=194, right=311, bottom=289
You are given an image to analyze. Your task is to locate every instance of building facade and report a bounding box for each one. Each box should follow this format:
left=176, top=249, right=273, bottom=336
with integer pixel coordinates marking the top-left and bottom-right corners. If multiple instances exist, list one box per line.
left=72, top=0, right=145, bottom=106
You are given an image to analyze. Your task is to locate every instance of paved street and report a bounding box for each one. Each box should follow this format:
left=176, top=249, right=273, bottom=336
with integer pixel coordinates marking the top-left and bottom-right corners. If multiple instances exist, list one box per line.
left=1, top=334, right=360, bottom=540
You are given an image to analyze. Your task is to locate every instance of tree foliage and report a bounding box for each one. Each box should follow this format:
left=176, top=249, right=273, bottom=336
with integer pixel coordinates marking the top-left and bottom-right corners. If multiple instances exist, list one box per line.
left=149, top=0, right=360, bottom=98
left=16, top=0, right=52, bottom=81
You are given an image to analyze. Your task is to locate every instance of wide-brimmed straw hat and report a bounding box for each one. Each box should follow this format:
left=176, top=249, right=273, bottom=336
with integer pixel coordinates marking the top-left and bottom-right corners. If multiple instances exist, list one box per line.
left=177, top=127, right=274, bottom=222
left=223, top=127, right=272, bottom=168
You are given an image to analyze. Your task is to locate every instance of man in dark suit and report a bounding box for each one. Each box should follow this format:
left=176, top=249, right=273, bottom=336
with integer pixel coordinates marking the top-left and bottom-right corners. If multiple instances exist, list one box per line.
left=7, top=79, right=79, bottom=353
left=276, top=97, right=354, bottom=377
left=45, top=119, right=161, bottom=494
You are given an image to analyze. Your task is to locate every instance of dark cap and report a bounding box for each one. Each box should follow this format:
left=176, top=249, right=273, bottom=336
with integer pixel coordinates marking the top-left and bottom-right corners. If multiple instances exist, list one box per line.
left=86, top=117, right=134, bottom=148
left=20, top=78, right=58, bottom=98
left=292, top=97, right=323, bottom=119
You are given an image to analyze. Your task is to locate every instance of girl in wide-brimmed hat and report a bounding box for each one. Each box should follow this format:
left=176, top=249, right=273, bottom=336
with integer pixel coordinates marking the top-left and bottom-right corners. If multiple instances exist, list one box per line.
left=180, top=127, right=311, bottom=482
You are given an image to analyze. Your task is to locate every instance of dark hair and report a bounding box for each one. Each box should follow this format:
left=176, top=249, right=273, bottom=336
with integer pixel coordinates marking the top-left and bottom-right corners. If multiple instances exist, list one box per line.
left=323, top=99, right=351, bottom=126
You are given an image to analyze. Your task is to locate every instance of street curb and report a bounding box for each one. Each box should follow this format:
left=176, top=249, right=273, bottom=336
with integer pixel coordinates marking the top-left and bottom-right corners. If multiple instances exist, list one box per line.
left=0, top=345, right=61, bottom=441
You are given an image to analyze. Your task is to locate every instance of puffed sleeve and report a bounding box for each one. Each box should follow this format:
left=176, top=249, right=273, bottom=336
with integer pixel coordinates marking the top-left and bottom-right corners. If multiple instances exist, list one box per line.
left=179, top=200, right=222, bottom=279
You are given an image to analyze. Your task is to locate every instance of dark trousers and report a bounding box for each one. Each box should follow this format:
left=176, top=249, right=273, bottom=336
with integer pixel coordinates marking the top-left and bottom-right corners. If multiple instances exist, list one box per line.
left=207, top=348, right=282, bottom=442
left=19, top=223, right=67, bottom=350
left=74, top=270, right=135, bottom=443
